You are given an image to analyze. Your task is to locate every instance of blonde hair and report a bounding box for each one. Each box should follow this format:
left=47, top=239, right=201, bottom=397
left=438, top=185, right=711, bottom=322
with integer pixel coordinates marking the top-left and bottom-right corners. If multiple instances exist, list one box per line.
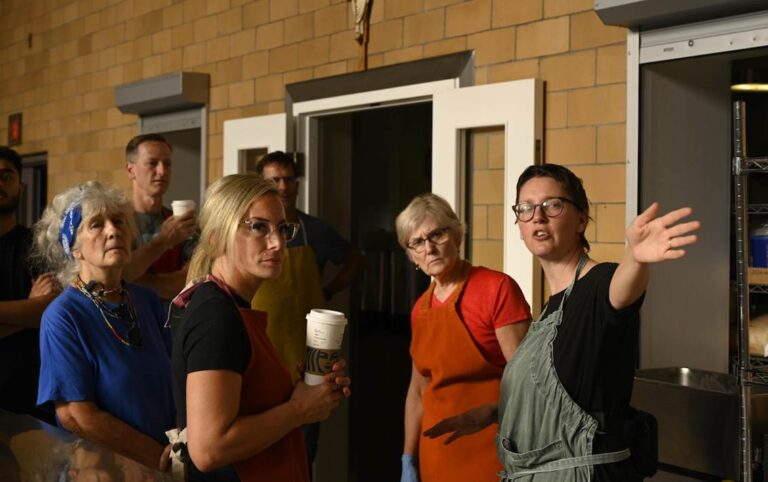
left=395, top=193, right=465, bottom=250
left=187, top=173, right=278, bottom=282
left=32, top=181, right=137, bottom=286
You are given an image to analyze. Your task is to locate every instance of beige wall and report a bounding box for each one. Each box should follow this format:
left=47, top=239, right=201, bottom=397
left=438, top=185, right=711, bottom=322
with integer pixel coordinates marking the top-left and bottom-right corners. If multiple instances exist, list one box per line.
left=0, top=0, right=628, bottom=263
left=470, top=127, right=505, bottom=272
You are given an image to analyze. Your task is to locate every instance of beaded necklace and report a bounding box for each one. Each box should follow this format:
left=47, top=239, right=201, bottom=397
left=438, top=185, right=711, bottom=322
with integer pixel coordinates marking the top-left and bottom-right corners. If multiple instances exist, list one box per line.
left=73, top=277, right=143, bottom=350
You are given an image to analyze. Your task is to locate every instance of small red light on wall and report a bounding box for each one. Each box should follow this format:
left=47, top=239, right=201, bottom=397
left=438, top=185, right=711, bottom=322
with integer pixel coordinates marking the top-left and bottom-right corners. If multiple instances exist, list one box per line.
left=8, top=113, right=22, bottom=146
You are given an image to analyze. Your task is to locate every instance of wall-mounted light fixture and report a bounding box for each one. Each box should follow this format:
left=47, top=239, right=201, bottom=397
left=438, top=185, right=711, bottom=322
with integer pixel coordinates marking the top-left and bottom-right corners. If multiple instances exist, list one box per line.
left=732, top=59, right=768, bottom=92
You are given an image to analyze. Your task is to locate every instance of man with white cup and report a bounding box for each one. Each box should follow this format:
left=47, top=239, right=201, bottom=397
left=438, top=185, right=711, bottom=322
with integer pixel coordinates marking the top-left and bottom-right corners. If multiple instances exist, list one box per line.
left=123, top=134, right=197, bottom=301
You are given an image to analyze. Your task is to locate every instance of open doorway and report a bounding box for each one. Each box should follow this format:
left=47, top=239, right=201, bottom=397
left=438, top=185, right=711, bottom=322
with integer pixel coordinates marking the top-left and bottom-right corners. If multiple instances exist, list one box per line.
left=19, top=152, right=47, bottom=227
left=161, top=128, right=202, bottom=206
left=638, top=46, right=768, bottom=374
left=312, top=102, right=432, bottom=482
left=139, top=108, right=206, bottom=209
left=223, top=74, right=543, bottom=481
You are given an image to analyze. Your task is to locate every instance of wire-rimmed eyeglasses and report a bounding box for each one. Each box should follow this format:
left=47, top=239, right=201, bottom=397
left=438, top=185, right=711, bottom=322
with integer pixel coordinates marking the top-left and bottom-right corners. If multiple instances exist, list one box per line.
left=406, top=227, right=451, bottom=254
left=241, top=218, right=300, bottom=242
left=512, top=197, right=578, bottom=223
left=267, top=175, right=297, bottom=185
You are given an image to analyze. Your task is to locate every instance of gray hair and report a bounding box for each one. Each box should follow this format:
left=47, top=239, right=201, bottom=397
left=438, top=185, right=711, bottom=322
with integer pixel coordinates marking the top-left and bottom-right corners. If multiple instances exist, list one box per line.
left=32, top=181, right=137, bottom=286
left=395, top=193, right=465, bottom=250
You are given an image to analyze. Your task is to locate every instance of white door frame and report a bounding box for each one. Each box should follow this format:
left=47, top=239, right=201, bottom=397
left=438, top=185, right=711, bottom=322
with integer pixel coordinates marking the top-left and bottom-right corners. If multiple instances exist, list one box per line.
left=291, top=79, right=459, bottom=214
left=432, top=79, right=543, bottom=307
left=223, top=113, right=287, bottom=175
left=222, top=76, right=543, bottom=304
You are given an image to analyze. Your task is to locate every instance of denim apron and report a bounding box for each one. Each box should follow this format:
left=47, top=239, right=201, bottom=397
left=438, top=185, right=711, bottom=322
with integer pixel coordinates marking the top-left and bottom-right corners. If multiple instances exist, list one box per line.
left=496, top=255, right=629, bottom=481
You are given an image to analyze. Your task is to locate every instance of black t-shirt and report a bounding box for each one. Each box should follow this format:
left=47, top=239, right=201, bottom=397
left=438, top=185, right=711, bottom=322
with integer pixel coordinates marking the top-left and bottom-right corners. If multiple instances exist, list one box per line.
left=0, top=224, right=49, bottom=420
left=172, top=282, right=252, bottom=482
left=0, top=224, right=33, bottom=301
left=542, top=263, right=644, bottom=481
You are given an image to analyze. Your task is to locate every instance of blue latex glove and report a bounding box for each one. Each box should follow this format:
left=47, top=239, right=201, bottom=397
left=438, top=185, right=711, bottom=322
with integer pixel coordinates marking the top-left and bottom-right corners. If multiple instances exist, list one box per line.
left=401, top=454, right=419, bottom=482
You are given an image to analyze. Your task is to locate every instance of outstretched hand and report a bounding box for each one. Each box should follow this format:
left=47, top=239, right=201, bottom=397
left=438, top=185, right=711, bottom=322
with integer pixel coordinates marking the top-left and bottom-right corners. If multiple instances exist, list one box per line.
left=422, top=404, right=497, bottom=445
left=626, top=202, right=700, bottom=263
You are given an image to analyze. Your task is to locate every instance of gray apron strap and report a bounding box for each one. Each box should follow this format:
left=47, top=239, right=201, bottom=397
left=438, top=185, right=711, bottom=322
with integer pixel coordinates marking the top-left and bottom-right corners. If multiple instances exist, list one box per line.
left=553, top=253, right=589, bottom=322
left=499, top=449, right=630, bottom=480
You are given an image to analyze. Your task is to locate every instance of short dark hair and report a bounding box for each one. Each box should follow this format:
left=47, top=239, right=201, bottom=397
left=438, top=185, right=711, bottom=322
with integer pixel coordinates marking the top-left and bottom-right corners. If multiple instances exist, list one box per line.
left=0, top=146, right=22, bottom=175
left=515, top=163, right=592, bottom=252
left=125, top=134, right=173, bottom=163
left=254, top=151, right=298, bottom=177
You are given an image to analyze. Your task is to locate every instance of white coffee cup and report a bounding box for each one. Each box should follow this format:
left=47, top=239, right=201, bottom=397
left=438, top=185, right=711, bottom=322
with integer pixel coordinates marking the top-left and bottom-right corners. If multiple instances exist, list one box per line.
left=304, top=309, right=347, bottom=385
left=171, top=200, right=195, bottom=217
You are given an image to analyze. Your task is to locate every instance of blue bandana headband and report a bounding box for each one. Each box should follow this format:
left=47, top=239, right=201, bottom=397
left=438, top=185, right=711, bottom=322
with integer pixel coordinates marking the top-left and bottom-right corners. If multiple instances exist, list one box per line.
left=60, top=201, right=83, bottom=259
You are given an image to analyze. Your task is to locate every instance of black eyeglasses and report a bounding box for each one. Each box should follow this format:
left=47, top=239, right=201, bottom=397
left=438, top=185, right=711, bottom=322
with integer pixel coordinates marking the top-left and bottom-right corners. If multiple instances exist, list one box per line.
left=406, top=227, right=451, bottom=254
left=242, top=219, right=300, bottom=242
left=512, top=197, right=578, bottom=223
left=268, top=175, right=297, bottom=185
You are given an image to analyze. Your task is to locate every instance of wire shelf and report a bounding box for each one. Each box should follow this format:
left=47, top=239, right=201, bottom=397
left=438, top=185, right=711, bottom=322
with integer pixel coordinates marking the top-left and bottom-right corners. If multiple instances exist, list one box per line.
left=747, top=357, right=768, bottom=387
left=750, top=374, right=768, bottom=388
left=739, top=157, right=768, bottom=173
left=752, top=367, right=768, bottom=387
left=750, top=284, right=768, bottom=294
left=752, top=356, right=768, bottom=368
left=748, top=204, right=768, bottom=215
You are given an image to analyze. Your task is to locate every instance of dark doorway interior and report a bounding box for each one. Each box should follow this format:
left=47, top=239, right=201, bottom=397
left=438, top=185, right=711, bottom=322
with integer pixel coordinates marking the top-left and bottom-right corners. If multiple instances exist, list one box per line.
left=314, top=102, right=432, bottom=482
left=157, top=128, right=202, bottom=208
left=19, top=152, right=47, bottom=227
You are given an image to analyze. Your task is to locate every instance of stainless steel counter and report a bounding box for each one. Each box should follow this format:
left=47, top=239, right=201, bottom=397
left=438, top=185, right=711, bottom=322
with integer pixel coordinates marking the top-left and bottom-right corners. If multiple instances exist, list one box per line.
left=632, top=367, right=768, bottom=480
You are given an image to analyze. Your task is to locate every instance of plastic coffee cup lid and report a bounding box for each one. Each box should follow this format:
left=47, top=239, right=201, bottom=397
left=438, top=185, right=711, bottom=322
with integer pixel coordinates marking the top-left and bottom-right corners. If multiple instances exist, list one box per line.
left=306, top=308, right=347, bottom=325
left=172, top=200, right=195, bottom=206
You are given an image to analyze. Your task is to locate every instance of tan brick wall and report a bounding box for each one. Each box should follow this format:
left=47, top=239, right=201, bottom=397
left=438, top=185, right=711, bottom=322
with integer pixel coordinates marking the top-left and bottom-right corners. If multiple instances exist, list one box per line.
left=469, top=127, right=504, bottom=272
left=0, top=0, right=628, bottom=268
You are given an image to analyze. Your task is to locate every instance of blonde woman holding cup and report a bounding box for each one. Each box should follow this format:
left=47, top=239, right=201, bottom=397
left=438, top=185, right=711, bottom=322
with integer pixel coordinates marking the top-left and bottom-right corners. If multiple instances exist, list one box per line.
left=170, top=173, right=351, bottom=482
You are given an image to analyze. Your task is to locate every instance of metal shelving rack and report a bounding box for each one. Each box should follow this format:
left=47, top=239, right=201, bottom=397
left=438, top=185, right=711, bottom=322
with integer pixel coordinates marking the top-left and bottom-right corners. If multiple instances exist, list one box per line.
left=734, top=100, right=768, bottom=482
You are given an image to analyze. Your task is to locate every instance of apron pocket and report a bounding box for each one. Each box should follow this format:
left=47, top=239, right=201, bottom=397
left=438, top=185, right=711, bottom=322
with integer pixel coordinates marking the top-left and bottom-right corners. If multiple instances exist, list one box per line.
left=500, top=438, right=567, bottom=470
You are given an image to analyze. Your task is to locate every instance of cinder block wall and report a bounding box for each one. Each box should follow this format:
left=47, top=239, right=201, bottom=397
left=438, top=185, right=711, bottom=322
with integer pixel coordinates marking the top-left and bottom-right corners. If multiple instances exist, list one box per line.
left=0, top=0, right=628, bottom=265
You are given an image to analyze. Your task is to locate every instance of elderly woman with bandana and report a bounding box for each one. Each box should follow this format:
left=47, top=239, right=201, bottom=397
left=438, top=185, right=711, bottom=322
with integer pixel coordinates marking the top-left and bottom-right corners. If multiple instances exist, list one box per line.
left=33, top=181, right=175, bottom=472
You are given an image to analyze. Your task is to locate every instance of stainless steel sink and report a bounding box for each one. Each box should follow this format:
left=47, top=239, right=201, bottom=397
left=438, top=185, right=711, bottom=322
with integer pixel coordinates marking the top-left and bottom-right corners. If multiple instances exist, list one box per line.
left=631, top=367, right=768, bottom=479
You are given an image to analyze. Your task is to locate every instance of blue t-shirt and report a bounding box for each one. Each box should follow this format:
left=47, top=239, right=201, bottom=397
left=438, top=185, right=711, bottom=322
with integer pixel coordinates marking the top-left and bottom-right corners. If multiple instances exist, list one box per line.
left=37, top=284, right=175, bottom=444
left=291, top=210, right=352, bottom=273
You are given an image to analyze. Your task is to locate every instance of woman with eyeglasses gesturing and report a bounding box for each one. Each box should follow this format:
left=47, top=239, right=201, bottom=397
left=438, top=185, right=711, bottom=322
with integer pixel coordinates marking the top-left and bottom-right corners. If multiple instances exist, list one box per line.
left=425, top=164, right=700, bottom=481
left=34, top=181, right=175, bottom=471
left=170, top=173, right=350, bottom=482
left=395, top=193, right=531, bottom=482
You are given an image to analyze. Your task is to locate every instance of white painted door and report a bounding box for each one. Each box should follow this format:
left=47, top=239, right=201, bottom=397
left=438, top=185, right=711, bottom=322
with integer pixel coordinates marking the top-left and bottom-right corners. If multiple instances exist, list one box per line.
left=223, top=113, right=286, bottom=176
left=222, top=80, right=543, bottom=307
left=432, top=79, right=544, bottom=309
